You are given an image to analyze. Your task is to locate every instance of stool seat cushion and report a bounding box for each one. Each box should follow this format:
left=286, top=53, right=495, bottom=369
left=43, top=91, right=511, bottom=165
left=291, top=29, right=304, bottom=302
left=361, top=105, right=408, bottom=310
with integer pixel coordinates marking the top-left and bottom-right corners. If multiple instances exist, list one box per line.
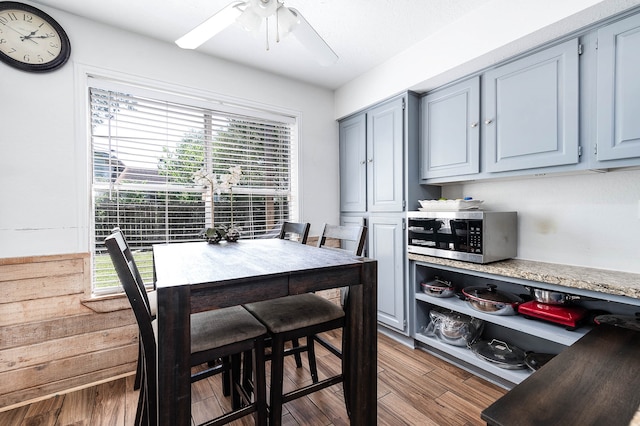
left=244, top=293, right=344, bottom=334
left=191, top=306, right=267, bottom=353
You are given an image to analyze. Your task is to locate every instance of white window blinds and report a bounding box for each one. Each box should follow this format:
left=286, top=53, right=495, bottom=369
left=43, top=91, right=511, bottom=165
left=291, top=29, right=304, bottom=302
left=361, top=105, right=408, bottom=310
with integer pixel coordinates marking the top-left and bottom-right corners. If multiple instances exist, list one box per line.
left=90, top=81, right=296, bottom=293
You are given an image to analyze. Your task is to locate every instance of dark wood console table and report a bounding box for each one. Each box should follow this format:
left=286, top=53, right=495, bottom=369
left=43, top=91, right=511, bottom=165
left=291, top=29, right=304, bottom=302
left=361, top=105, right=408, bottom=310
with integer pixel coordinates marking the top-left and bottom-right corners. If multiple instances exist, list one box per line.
left=482, top=324, right=640, bottom=426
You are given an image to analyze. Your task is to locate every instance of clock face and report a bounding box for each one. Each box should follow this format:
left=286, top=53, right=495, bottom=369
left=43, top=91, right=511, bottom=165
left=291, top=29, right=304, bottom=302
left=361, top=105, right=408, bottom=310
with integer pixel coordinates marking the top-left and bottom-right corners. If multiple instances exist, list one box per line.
left=0, top=2, right=71, bottom=72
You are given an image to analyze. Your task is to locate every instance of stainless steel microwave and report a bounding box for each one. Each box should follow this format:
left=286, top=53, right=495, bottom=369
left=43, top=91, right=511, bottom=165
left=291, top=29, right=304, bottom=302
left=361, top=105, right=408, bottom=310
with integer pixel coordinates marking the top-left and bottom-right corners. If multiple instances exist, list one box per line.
left=407, top=210, right=517, bottom=264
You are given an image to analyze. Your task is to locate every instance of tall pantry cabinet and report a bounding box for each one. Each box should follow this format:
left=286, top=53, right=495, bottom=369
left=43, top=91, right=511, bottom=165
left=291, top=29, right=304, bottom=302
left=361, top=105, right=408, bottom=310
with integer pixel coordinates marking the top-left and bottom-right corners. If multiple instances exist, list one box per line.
left=339, top=92, right=439, bottom=334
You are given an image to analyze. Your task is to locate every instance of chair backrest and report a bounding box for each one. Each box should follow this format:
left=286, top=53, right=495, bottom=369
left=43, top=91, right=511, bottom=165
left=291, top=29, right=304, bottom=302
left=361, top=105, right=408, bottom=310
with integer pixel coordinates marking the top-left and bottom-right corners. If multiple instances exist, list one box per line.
left=317, top=224, right=367, bottom=256
left=105, top=230, right=157, bottom=387
left=278, top=221, right=310, bottom=244
left=110, top=227, right=154, bottom=314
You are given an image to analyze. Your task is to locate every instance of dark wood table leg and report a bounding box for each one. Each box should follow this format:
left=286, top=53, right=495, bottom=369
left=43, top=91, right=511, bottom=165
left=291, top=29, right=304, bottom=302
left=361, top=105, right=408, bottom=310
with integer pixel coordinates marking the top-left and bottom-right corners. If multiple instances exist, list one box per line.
left=344, top=259, right=377, bottom=425
left=157, top=285, right=192, bottom=426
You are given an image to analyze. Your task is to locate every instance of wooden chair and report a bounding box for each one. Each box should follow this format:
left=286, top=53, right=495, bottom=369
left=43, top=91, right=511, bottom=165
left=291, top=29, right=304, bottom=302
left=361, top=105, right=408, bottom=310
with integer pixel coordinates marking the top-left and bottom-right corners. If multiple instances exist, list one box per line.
left=278, top=221, right=310, bottom=244
left=278, top=222, right=310, bottom=368
left=109, top=227, right=156, bottom=393
left=113, top=228, right=234, bottom=397
left=244, top=223, right=367, bottom=425
left=105, top=229, right=268, bottom=426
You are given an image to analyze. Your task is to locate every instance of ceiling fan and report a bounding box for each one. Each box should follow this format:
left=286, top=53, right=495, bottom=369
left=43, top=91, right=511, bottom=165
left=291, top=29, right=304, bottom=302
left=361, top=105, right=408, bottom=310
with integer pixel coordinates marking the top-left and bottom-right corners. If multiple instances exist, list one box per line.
left=176, top=0, right=338, bottom=66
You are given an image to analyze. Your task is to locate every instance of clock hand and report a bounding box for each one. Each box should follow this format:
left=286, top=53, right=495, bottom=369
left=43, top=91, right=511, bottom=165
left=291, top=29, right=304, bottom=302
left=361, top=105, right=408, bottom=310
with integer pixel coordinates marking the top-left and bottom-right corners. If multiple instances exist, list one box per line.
left=22, top=34, right=51, bottom=41
left=0, top=24, right=38, bottom=43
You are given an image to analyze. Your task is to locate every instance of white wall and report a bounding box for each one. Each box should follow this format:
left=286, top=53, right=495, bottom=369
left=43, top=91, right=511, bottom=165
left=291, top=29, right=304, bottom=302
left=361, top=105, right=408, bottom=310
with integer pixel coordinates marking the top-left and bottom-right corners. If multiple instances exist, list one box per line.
left=335, top=0, right=640, bottom=119
left=0, top=3, right=337, bottom=258
left=442, top=169, right=640, bottom=274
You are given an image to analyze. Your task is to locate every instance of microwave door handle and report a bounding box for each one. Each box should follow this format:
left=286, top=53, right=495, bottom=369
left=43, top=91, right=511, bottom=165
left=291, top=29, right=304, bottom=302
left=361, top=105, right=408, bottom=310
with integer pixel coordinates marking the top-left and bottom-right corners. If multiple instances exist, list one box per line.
left=449, top=220, right=463, bottom=251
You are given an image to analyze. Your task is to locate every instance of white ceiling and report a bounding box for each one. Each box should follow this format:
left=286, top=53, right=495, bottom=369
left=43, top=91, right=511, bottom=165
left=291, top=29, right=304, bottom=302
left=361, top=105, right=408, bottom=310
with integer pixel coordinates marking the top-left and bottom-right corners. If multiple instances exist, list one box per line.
left=31, top=0, right=493, bottom=90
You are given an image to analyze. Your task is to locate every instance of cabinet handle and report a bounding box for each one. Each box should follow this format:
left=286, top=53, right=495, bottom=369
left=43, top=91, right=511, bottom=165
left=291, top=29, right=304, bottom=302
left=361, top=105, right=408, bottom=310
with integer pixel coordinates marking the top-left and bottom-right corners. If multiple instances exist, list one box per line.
left=484, top=119, right=493, bottom=125
left=367, top=158, right=373, bottom=163
left=360, top=160, right=366, bottom=165
left=470, top=122, right=478, bottom=128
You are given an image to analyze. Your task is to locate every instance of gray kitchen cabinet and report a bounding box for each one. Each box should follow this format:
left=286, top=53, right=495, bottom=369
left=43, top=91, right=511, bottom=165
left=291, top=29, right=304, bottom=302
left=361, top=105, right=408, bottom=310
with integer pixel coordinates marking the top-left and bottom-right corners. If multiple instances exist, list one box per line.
left=369, top=215, right=406, bottom=330
left=366, top=97, right=405, bottom=212
left=339, top=114, right=367, bottom=212
left=596, top=12, right=640, bottom=162
left=483, top=38, right=580, bottom=172
left=339, top=93, right=439, bottom=335
left=420, top=76, right=480, bottom=180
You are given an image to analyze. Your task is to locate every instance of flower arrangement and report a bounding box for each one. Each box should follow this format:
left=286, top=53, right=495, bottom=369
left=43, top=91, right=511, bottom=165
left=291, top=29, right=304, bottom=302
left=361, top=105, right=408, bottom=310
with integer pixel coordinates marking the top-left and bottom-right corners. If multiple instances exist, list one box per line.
left=193, top=165, right=243, bottom=243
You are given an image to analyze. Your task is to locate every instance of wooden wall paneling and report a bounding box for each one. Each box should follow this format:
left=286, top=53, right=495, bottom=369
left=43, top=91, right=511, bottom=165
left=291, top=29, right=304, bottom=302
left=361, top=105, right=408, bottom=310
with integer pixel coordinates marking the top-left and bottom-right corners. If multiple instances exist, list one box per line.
left=0, top=324, right=138, bottom=371
left=2, top=273, right=85, bottom=303
left=0, top=294, right=93, bottom=327
left=0, top=252, right=138, bottom=411
left=0, top=310, right=135, bottom=350
left=0, top=346, right=138, bottom=408
left=0, top=256, right=85, bottom=281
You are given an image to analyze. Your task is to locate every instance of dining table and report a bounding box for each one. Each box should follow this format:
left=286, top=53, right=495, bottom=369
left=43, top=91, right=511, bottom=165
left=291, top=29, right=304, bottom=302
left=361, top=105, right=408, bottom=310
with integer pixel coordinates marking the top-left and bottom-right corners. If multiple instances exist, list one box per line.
left=152, top=238, right=378, bottom=426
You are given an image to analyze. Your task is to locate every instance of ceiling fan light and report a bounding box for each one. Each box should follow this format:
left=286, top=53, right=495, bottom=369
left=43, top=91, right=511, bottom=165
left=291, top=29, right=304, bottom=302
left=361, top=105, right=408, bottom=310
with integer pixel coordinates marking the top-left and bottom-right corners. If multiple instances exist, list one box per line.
left=276, top=6, right=299, bottom=38
left=175, top=1, right=244, bottom=49
left=237, top=8, right=262, bottom=32
left=249, top=0, right=278, bottom=18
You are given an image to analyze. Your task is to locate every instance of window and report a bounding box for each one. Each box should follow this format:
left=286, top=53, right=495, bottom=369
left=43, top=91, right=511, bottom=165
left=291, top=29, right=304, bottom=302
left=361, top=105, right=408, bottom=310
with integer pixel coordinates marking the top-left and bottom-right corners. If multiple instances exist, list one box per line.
left=90, top=78, right=297, bottom=294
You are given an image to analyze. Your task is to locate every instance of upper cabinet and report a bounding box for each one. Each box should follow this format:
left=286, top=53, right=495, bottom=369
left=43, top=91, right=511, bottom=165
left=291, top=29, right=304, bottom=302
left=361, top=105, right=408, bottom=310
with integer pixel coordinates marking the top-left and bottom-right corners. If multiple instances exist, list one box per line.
left=340, top=93, right=436, bottom=213
left=366, top=98, right=405, bottom=212
left=483, top=39, right=580, bottom=172
left=339, top=114, right=367, bottom=212
left=420, top=39, right=582, bottom=184
left=596, top=12, right=640, bottom=162
left=420, top=76, right=480, bottom=180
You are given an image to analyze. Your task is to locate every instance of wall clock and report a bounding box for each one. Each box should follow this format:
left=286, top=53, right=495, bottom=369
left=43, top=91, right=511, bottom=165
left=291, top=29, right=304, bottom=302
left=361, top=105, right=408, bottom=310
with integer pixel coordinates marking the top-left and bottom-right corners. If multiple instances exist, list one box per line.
left=0, top=1, right=71, bottom=72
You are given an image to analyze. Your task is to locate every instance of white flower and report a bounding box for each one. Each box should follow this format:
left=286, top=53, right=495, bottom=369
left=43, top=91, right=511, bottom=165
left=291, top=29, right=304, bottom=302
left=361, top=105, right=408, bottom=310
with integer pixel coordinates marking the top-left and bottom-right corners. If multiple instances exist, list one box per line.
left=193, top=165, right=243, bottom=193
left=217, top=174, right=231, bottom=194
left=228, top=165, right=242, bottom=185
left=192, top=168, right=215, bottom=187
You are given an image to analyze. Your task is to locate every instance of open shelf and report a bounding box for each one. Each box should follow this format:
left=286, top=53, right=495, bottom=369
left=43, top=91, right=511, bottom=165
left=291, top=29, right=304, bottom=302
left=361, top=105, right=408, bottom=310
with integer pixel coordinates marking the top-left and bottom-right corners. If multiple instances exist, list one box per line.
left=415, top=292, right=591, bottom=346
left=414, top=332, right=531, bottom=385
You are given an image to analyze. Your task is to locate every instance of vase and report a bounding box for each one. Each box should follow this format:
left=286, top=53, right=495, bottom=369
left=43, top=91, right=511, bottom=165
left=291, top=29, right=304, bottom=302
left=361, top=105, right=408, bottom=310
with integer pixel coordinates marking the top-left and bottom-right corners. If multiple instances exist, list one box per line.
left=225, top=227, right=240, bottom=242
left=202, top=227, right=222, bottom=244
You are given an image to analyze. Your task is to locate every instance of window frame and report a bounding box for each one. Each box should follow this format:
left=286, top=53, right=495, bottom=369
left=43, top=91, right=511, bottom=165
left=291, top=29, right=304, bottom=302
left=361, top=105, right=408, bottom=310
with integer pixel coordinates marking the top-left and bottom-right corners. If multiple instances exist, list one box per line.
left=85, top=74, right=300, bottom=296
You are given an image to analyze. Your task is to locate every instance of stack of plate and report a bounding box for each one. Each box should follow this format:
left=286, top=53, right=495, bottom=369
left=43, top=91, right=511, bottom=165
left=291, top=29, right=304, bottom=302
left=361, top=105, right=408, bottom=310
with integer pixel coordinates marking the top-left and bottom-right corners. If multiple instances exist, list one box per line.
left=418, top=199, right=483, bottom=211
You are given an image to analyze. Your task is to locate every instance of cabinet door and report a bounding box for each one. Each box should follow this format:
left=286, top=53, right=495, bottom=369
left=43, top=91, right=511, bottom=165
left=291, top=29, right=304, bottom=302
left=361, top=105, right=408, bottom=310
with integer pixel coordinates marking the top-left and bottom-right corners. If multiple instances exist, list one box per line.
left=369, top=215, right=405, bottom=331
left=366, top=98, right=404, bottom=212
left=483, top=39, right=579, bottom=172
left=596, top=13, right=640, bottom=161
left=421, top=76, right=480, bottom=179
left=339, top=114, right=367, bottom=212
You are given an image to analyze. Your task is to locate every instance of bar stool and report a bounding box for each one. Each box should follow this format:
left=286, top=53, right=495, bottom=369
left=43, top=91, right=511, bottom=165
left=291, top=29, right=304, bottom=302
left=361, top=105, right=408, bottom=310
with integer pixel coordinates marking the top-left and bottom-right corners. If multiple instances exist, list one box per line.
left=105, top=229, right=268, bottom=426
left=244, top=223, right=367, bottom=425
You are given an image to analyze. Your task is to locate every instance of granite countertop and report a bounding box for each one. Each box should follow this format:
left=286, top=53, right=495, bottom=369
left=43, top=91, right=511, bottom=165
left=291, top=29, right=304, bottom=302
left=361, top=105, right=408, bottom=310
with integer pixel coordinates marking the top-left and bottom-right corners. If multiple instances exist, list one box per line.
left=408, top=254, right=640, bottom=300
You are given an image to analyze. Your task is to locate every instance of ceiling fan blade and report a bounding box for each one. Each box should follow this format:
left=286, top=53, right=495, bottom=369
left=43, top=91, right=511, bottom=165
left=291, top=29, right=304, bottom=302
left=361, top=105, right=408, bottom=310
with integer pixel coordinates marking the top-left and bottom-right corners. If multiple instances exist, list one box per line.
left=288, top=7, right=338, bottom=66
left=176, top=1, right=246, bottom=49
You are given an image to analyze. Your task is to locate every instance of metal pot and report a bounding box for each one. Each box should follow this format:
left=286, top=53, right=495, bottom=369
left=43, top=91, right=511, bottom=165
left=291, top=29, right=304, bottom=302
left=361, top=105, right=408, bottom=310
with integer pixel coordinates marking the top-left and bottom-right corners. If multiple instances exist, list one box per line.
left=527, top=287, right=583, bottom=305
left=424, top=309, right=484, bottom=346
left=462, top=284, right=523, bottom=316
left=421, top=278, right=455, bottom=298
left=470, top=339, right=527, bottom=369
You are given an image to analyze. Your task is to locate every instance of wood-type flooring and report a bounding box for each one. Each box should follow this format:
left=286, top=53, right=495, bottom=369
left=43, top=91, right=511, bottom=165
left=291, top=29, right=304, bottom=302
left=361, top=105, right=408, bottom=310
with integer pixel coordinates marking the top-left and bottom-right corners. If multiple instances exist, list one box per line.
left=0, top=331, right=506, bottom=425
